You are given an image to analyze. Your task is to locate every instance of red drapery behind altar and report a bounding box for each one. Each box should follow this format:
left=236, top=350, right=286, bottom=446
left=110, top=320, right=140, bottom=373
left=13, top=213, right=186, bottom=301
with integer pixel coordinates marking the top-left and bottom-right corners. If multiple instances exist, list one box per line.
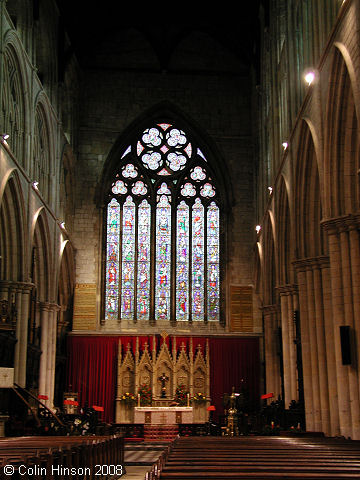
left=67, top=335, right=259, bottom=423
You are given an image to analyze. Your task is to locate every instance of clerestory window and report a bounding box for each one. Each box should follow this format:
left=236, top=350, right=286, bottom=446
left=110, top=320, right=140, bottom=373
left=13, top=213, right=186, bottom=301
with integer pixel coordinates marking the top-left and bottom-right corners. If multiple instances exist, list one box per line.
left=104, top=121, right=221, bottom=323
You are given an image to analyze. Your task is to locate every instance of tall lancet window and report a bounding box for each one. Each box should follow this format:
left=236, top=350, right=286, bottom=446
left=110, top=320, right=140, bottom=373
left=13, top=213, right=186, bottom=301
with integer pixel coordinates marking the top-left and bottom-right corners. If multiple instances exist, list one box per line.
left=104, top=121, right=221, bottom=323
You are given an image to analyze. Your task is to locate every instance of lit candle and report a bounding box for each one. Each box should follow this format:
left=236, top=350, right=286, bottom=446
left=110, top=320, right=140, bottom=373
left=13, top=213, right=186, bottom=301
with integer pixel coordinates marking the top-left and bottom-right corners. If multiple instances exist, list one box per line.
left=271, top=421, right=274, bottom=429
left=138, top=393, right=140, bottom=407
left=187, top=393, right=190, bottom=407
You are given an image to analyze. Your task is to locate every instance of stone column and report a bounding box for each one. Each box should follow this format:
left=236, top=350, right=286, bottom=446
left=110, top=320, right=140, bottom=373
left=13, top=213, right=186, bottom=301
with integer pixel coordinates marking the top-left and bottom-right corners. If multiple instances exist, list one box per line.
left=340, top=225, right=360, bottom=440
left=294, top=257, right=333, bottom=435
left=280, top=289, right=292, bottom=408
left=47, top=304, right=60, bottom=409
left=38, top=302, right=50, bottom=401
left=38, top=302, right=60, bottom=409
left=305, top=264, right=322, bottom=432
left=320, top=259, right=339, bottom=437
left=287, top=287, right=298, bottom=403
left=277, top=285, right=299, bottom=408
left=293, top=262, right=314, bottom=431
left=312, top=258, right=330, bottom=436
left=322, top=216, right=354, bottom=439
left=12, top=283, right=33, bottom=388
left=279, top=291, right=291, bottom=408
left=262, top=304, right=281, bottom=400
left=348, top=223, right=360, bottom=405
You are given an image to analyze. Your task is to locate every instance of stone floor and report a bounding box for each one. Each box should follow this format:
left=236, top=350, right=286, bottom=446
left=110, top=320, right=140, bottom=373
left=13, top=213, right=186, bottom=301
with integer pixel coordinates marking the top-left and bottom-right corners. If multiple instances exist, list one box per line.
left=122, top=441, right=171, bottom=479
left=121, top=466, right=149, bottom=480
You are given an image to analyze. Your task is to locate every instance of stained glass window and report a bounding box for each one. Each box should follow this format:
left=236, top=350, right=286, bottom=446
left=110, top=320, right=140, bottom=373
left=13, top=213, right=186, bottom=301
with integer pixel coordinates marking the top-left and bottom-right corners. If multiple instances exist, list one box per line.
left=192, top=198, right=204, bottom=321
left=121, top=196, right=136, bottom=319
left=176, top=201, right=189, bottom=320
left=104, top=121, right=221, bottom=323
left=137, top=200, right=151, bottom=320
left=105, top=198, right=121, bottom=318
left=207, top=202, right=220, bottom=320
left=156, top=194, right=171, bottom=320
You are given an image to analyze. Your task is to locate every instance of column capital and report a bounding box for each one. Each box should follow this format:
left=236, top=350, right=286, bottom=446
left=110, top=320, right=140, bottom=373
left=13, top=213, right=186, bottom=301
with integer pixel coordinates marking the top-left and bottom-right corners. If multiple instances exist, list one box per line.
left=292, top=256, right=330, bottom=272
left=38, top=301, right=52, bottom=313
left=38, top=302, right=61, bottom=314
left=276, top=284, right=298, bottom=296
left=321, top=214, right=360, bottom=235
left=0, top=281, right=35, bottom=293
left=261, top=304, right=280, bottom=315
left=48, top=303, right=61, bottom=313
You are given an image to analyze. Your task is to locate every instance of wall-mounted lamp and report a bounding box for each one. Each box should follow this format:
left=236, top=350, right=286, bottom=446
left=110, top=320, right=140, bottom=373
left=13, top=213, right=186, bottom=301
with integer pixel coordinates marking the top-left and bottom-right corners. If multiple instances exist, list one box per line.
left=255, top=225, right=261, bottom=234
left=268, top=186, right=273, bottom=195
left=304, top=71, right=315, bottom=86
left=32, top=181, right=39, bottom=189
left=282, top=142, right=288, bottom=150
left=1, top=133, right=9, bottom=141
left=60, top=221, right=66, bottom=230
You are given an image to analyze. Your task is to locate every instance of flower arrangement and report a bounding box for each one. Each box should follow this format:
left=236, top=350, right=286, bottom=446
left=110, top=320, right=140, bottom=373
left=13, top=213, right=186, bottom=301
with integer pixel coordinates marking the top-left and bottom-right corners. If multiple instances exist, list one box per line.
left=192, top=392, right=207, bottom=403
left=174, top=384, right=189, bottom=406
left=138, top=384, right=152, bottom=406
left=120, top=392, right=136, bottom=405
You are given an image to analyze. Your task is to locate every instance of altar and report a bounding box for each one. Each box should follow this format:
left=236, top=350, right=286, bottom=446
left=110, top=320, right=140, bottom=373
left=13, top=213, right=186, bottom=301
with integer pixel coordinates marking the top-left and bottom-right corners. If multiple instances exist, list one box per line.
left=115, top=333, right=210, bottom=424
left=134, top=406, right=193, bottom=425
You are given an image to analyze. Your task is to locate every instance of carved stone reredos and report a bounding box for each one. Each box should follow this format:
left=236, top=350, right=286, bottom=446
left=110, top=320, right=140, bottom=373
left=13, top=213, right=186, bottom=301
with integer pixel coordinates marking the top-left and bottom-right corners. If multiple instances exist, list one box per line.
left=122, top=343, right=135, bottom=369
left=194, top=343, right=206, bottom=370
left=138, top=345, right=153, bottom=387
left=119, top=344, right=135, bottom=394
left=117, top=336, right=210, bottom=401
left=155, top=338, right=173, bottom=367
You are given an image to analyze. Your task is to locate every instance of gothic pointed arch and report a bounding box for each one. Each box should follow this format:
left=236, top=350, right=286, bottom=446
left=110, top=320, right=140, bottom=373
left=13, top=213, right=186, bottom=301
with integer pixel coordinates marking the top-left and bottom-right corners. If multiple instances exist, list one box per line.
left=0, top=170, right=26, bottom=281
left=262, top=211, right=277, bottom=306
left=100, top=105, right=227, bottom=325
left=324, top=46, right=359, bottom=216
left=31, top=209, right=52, bottom=302
left=97, top=102, right=233, bottom=210
left=32, top=99, right=53, bottom=205
left=276, top=175, right=292, bottom=285
left=58, top=240, right=75, bottom=334
left=2, top=39, right=27, bottom=166
left=253, top=241, right=262, bottom=297
left=294, top=120, right=326, bottom=259
left=59, top=144, right=76, bottom=232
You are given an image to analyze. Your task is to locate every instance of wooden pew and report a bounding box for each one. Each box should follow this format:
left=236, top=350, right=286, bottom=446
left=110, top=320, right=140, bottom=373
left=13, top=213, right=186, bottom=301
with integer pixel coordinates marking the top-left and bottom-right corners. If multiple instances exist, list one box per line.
left=0, top=435, right=124, bottom=480
left=147, top=436, right=360, bottom=480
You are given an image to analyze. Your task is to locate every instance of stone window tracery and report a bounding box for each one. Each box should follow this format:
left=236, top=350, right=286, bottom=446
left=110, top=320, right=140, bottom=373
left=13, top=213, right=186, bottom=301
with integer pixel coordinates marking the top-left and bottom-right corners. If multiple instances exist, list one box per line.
left=104, top=121, right=220, bottom=323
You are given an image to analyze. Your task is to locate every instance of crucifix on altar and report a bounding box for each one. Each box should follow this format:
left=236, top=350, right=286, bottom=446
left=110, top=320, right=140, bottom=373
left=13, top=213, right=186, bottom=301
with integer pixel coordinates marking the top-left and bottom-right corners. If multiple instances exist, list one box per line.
left=158, top=372, right=169, bottom=398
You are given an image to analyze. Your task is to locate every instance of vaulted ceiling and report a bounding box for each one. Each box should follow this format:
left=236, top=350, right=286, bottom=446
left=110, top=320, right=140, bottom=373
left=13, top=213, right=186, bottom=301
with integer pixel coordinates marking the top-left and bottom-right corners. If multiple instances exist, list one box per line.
left=56, top=2, right=265, bottom=75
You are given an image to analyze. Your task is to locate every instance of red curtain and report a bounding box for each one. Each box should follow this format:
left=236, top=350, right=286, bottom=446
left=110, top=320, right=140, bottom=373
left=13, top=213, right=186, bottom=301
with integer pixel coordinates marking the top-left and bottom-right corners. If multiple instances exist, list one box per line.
left=67, top=335, right=259, bottom=423
left=208, top=337, right=260, bottom=420
left=67, top=336, right=119, bottom=423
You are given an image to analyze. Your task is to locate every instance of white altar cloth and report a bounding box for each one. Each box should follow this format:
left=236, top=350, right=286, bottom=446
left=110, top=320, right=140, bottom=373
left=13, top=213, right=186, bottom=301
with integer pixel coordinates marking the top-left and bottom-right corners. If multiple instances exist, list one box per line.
left=134, top=406, right=193, bottom=424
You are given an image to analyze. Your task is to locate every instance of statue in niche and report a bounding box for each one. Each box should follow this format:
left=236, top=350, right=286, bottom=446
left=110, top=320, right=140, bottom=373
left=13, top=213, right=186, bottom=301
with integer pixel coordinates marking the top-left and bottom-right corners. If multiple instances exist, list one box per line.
left=141, top=371, right=151, bottom=385
left=122, top=367, right=133, bottom=390
left=194, top=375, right=205, bottom=389
left=158, top=372, right=169, bottom=398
